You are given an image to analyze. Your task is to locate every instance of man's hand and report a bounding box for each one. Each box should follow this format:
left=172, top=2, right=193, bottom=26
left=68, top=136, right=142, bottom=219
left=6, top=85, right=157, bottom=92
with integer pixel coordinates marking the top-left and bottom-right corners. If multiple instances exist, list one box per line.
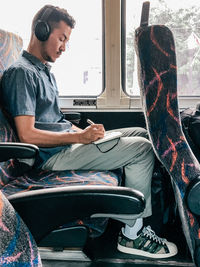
left=79, top=124, right=105, bottom=144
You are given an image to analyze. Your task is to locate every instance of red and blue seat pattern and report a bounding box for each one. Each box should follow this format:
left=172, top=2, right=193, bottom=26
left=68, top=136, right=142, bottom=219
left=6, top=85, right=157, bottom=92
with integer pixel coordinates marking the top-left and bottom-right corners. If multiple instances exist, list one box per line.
left=0, top=190, right=41, bottom=266
left=135, top=24, right=200, bottom=266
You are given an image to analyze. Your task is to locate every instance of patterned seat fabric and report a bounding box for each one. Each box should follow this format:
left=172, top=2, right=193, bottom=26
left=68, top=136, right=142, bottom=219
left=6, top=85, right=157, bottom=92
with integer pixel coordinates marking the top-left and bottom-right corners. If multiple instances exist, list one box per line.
left=135, top=24, right=200, bottom=265
left=0, top=190, right=42, bottom=266
left=0, top=29, right=23, bottom=80
left=0, top=28, right=41, bottom=266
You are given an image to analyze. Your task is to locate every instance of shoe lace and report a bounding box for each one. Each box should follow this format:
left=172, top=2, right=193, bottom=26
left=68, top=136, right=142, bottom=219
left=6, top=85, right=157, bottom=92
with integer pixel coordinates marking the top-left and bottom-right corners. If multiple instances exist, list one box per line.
left=142, top=226, right=166, bottom=245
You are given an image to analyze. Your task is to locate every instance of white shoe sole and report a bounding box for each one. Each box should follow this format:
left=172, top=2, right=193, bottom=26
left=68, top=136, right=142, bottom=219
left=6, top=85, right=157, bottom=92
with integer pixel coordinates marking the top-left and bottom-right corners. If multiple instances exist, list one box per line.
left=117, top=243, right=178, bottom=259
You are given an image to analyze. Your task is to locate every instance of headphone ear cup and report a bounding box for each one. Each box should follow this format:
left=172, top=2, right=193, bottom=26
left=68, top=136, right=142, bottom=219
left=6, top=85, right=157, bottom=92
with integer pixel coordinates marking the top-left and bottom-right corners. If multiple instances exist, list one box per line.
left=35, top=21, right=50, bottom=42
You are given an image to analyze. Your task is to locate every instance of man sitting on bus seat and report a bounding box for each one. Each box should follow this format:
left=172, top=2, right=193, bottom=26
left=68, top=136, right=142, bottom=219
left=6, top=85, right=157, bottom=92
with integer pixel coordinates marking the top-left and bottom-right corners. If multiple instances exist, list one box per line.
left=0, top=5, right=178, bottom=258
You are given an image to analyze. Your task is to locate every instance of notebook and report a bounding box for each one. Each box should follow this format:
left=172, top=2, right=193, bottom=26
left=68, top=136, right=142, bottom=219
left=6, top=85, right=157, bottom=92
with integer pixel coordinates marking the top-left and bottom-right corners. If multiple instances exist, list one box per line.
left=93, top=131, right=122, bottom=144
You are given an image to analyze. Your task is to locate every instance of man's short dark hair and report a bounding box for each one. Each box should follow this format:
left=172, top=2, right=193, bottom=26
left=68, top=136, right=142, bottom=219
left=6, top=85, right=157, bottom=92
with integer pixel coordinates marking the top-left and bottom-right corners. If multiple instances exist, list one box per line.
left=32, top=5, right=76, bottom=34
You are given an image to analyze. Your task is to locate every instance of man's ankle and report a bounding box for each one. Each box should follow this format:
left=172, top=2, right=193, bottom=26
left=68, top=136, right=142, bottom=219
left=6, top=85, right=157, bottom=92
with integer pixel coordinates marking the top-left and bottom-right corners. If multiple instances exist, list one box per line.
left=122, top=218, right=143, bottom=240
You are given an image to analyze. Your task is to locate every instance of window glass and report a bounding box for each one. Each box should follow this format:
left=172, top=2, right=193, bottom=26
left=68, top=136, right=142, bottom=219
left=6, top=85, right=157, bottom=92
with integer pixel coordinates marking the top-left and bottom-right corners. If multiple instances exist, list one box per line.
left=125, top=0, right=200, bottom=96
left=1, top=0, right=103, bottom=97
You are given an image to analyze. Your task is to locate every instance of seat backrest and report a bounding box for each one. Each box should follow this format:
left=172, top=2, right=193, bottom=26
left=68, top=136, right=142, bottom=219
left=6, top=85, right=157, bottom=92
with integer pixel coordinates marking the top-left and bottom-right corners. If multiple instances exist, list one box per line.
left=0, top=29, right=22, bottom=141
left=0, top=190, right=41, bottom=265
left=135, top=2, right=200, bottom=265
left=0, top=109, right=20, bottom=188
left=0, top=31, right=41, bottom=264
left=0, top=29, right=23, bottom=187
left=0, top=29, right=23, bottom=80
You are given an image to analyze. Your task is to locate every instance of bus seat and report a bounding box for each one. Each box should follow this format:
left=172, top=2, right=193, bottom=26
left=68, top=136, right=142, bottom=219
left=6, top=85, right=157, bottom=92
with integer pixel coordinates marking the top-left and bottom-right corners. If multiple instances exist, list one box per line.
left=0, top=190, right=41, bottom=265
left=0, top=28, right=145, bottom=258
left=135, top=2, right=200, bottom=266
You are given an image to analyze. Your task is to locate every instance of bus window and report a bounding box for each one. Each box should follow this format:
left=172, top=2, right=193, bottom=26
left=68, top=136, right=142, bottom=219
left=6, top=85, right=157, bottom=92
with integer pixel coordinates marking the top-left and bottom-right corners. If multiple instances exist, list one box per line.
left=1, top=0, right=103, bottom=97
left=124, top=0, right=200, bottom=97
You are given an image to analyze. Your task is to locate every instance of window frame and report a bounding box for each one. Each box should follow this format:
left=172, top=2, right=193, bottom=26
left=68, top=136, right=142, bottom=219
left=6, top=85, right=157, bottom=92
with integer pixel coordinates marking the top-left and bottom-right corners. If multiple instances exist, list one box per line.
left=120, top=0, right=200, bottom=111
left=57, top=0, right=105, bottom=99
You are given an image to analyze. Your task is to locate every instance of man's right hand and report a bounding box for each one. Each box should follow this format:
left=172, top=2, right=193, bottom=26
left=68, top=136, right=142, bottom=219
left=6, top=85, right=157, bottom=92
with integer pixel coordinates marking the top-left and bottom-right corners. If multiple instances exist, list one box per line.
left=78, top=124, right=105, bottom=144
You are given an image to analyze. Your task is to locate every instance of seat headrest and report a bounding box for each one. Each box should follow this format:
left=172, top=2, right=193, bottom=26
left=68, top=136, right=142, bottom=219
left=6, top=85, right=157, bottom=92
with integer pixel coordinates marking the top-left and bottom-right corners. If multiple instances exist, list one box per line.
left=0, top=29, right=23, bottom=80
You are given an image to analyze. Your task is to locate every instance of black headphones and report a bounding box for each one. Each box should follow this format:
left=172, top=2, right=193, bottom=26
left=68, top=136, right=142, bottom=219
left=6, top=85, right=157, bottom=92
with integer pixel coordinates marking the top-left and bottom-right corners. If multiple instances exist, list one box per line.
left=34, top=7, right=54, bottom=42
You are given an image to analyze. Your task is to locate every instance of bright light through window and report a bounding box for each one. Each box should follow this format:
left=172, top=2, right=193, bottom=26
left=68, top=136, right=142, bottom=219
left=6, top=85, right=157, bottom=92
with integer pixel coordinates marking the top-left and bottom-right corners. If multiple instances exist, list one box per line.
left=1, top=0, right=103, bottom=97
left=126, top=0, right=200, bottom=96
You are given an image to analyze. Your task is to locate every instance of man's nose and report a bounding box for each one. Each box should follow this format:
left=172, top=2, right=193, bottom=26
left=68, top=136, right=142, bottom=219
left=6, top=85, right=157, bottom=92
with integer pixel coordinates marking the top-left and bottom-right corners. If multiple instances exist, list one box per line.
left=61, top=43, right=66, bottom=52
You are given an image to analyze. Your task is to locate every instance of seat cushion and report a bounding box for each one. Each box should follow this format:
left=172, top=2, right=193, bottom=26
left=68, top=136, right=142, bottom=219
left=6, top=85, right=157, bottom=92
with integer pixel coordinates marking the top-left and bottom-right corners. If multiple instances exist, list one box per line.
left=1, top=168, right=119, bottom=196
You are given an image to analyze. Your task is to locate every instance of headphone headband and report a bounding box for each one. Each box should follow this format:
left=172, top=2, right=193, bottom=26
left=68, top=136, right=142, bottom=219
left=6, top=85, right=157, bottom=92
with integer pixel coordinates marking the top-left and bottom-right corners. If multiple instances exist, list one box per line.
left=39, top=6, right=54, bottom=23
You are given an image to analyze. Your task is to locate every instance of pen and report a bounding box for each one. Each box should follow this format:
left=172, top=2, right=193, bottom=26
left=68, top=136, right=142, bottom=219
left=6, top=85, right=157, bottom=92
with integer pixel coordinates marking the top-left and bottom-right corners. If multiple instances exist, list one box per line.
left=87, top=119, right=95, bottom=125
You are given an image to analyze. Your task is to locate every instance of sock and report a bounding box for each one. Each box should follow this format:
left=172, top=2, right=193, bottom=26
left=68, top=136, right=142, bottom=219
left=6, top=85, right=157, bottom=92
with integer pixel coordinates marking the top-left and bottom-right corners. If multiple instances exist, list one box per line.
left=122, top=218, right=143, bottom=240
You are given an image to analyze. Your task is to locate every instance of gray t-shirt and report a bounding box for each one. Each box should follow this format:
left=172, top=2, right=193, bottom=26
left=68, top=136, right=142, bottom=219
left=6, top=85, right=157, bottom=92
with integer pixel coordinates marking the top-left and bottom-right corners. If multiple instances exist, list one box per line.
left=1, top=50, right=73, bottom=167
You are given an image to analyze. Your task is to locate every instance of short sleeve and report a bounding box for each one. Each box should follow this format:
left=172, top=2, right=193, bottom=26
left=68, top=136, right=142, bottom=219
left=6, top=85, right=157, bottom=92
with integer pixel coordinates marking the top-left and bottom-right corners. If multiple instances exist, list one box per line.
left=1, top=67, right=37, bottom=117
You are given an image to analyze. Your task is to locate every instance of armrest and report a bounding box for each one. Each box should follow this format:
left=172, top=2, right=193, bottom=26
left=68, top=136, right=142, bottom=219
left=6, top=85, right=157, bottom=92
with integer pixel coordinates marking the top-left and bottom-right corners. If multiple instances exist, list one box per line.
left=63, top=112, right=81, bottom=125
left=8, top=185, right=145, bottom=243
left=0, top=142, right=39, bottom=162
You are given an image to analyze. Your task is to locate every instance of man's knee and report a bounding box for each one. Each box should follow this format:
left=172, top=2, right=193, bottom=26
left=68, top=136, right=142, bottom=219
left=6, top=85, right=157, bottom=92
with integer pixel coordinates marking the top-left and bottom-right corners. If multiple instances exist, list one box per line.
left=128, top=127, right=149, bottom=139
left=135, top=136, right=153, bottom=153
left=136, top=127, right=149, bottom=139
left=137, top=137, right=155, bottom=165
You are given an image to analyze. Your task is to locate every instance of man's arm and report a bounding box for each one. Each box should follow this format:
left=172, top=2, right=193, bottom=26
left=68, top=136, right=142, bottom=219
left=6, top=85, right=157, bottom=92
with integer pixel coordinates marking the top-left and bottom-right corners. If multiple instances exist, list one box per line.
left=14, top=115, right=105, bottom=147
left=71, top=124, right=83, bottom=133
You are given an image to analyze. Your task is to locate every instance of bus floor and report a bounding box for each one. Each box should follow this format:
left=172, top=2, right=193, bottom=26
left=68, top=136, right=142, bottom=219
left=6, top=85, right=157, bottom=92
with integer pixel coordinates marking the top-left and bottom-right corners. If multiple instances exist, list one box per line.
left=42, top=217, right=195, bottom=267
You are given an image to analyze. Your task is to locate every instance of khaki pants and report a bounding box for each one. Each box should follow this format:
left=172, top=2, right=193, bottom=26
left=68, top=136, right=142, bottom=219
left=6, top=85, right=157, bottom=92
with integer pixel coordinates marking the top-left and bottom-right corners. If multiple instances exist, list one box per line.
left=42, top=127, right=155, bottom=221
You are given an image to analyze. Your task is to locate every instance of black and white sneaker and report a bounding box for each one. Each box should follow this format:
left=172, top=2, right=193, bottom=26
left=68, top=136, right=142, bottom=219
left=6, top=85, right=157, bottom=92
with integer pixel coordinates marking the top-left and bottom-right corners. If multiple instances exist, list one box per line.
left=117, top=226, right=178, bottom=258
